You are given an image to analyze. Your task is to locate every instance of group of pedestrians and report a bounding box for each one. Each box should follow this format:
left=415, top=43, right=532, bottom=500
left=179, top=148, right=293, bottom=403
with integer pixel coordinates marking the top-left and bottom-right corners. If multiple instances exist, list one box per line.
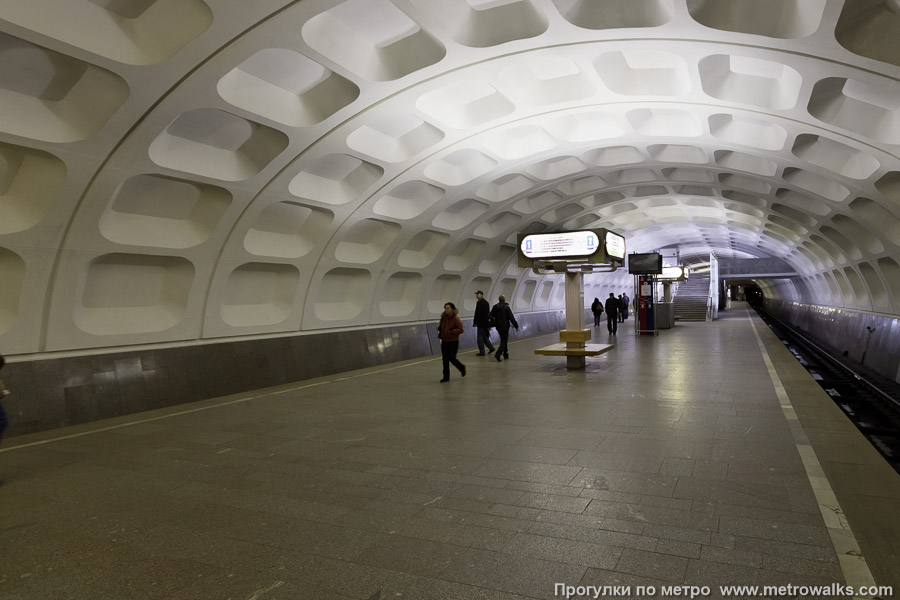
left=590, top=292, right=631, bottom=335
left=437, top=291, right=519, bottom=382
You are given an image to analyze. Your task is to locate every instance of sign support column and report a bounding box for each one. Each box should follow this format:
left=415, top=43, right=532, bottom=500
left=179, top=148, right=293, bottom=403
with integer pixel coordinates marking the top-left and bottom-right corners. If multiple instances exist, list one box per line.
left=564, top=270, right=585, bottom=369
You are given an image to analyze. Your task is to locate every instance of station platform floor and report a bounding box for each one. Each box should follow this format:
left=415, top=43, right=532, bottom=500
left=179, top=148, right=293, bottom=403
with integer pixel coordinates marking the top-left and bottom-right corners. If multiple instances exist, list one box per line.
left=1, top=303, right=898, bottom=600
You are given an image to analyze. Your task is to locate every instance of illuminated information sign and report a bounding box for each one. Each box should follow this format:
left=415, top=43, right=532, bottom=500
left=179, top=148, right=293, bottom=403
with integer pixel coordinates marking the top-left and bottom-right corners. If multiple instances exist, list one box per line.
left=659, top=266, right=687, bottom=280
left=516, top=228, right=626, bottom=267
left=605, top=232, right=625, bottom=259
left=520, top=230, right=600, bottom=259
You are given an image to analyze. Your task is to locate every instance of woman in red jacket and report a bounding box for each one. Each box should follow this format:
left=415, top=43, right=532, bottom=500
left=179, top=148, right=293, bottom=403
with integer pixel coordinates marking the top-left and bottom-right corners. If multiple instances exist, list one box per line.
left=437, top=302, right=467, bottom=383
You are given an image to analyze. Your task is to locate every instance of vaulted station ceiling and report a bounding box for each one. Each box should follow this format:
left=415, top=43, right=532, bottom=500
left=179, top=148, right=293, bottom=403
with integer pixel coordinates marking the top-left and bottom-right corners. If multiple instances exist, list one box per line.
left=1, top=0, right=899, bottom=355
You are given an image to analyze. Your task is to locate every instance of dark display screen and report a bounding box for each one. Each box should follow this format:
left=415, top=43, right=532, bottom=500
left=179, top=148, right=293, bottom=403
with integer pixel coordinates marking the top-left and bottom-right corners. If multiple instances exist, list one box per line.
left=627, top=253, right=663, bottom=274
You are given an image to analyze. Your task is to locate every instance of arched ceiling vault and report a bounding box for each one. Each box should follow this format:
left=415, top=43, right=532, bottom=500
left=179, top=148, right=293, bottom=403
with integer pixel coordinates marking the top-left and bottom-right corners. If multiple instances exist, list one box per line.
left=1, top=0, right=899, bottom=354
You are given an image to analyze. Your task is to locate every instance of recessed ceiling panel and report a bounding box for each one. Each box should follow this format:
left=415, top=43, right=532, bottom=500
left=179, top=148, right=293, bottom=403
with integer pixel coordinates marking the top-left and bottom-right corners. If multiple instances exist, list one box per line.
left=0, top=33, right=129, bottom=142
left=218, top=49, right=359, bottom=127
left=0, top=0, right=212, bottom=65
left=0, top=142, right=66, bottom=234
left=149, top=109, right=288, bottom=181
left=301, top=0, right=445, bottom=81
left=410, top=0, right=548, bottom=48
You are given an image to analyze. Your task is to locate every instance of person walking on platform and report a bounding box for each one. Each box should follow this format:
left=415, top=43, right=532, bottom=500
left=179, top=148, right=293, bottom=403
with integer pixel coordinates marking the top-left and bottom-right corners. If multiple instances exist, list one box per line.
left=473, top=290, right=495, bottom=356
left=622, top=293, right=630, bottom=321
left=605, top=293, right=620, bottom=334
left=590, top=297, right=604, bottom=328
left=0, top=353, right=10, bottom=446
left=617, top=294, right=626, bottom=322
left=437, top=302, right=466, bottom=383
left=489, top=295, right=519, bottom=361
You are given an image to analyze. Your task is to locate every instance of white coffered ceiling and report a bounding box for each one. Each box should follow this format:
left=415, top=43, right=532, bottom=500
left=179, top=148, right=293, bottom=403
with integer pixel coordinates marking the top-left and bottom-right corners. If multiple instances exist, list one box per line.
left=1, top=0, right=899, bottom=354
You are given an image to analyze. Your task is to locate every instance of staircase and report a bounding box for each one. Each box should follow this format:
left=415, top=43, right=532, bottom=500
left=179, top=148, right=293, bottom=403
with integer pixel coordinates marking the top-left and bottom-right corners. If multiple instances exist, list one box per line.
left=673, top=273, right=710, bottom=322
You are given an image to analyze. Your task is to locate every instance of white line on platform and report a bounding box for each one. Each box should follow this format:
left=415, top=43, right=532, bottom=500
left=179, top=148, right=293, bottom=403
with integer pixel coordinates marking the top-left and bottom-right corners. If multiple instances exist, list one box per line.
left=747, top=309, right=877, bottom=592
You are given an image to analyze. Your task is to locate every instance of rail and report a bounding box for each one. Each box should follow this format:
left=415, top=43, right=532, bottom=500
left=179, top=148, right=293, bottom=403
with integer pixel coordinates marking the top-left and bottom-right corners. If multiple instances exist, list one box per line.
left=761, top=310, right=900, bottom=411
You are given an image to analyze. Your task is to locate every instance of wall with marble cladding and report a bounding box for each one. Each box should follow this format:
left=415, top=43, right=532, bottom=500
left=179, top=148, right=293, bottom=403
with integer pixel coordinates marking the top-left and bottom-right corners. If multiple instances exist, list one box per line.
left=762, top=300, right=900, bottom=385
left=1, top=310, right=564, bottom=437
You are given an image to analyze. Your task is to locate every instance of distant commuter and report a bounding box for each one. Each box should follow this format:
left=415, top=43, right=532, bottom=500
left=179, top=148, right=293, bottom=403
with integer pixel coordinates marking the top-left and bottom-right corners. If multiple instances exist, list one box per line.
left=437, top=302, right=466, bottom=383
left=617, top=295, right=625, bottom=322
left=622, top=293, right=630, bottom=321
left=590, top=297, right=604, bottom=328
left=489, top=295, right=519, bottom=361
left=605, top=293, right=619, bottom=334
left=473, top=290, right=495, bottom=356
left=0, top=353, right=9, bottom=444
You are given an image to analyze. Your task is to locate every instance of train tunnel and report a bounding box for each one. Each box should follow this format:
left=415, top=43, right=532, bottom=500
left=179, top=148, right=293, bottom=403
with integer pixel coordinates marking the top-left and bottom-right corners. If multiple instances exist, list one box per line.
left=1, top=1, right=900, bottom=598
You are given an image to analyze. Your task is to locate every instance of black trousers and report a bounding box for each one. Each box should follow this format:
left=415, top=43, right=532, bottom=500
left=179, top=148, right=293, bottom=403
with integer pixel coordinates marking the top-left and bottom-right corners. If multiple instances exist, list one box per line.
left=441, top=341, right=465, bottom=378
left=496, top=328, right=511, bottom=357
left=0, top=399, right=7, bottom=442
left=607, top=314, right=618, bottom=333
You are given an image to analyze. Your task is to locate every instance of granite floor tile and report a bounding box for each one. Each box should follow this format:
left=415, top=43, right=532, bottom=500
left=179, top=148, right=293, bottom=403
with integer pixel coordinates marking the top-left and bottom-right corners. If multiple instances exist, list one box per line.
left=423, top=438, right=501, bottom=458
left=690, top=460, right=729, bottom=481
left=177, top=573, right=358, bottom=600
left=718, top=515, right=833, bottom=546
left=654, top=538, right=701, bottom=559
left=527, top=520, right=658, bottom=552
left=502, top=531, right=623, bottom=570
left=488, top=504, right=543, bottom=520
left=597, top=437, right=696, bottom=458
left=513, top=491, right=591, bottom=513
left=448, top=524, right=519, bottom=551
left=579, top=488, right=644, bottom=503
left=570, top=468, right=679, bottom=496
left=354, top=535, right=460, bottom=578
left=450, top=483, right=526, bottom=504
left=374, top=571, right=535, bottom=600
left=428, top=495, right=495, bottom=514
left=472, top=459, right=583, bottom=485
left=469, top=425, right=535, bottom=445
left=641, top=523, right=712, bottom=545
left=613, top=547, right=690, bottom=583
left=639, top=494, right=693, bottom=511
left=730, top=535, right=839, bottom=562
left=577, top=568, right=679, bottom=600
left=491, top=444, right=579, bottom=465
left=505, top=480, right=585, bottom=497
left=672, top=477, right=790, bottom=510
left=420, top=506, right=536, bottom=533
left=583, top=499, right=720, bottom=532
left=515, top=429, right=605, bottom=451
left=256, top=518, right=390, bottom=560
left=440, top=548, right=588, bottom=599
left=699, top=545, right=764, bottom=568
left=659, top=457, right=695, bottom=476
left=684, top=558, right=837, bottom=591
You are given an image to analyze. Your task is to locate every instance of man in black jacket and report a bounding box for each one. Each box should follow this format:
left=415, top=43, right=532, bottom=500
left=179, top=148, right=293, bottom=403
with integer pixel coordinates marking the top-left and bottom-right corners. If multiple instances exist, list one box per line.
left=489, top=295, right=519, bottom=361
left=605, top=293, right=620, bottom=334
left=473, top=290, right=495, bottom=356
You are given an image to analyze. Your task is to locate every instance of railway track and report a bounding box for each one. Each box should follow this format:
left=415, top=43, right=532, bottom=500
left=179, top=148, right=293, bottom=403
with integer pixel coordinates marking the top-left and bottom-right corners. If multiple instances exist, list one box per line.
left=755, top=308, right=900, bottom=474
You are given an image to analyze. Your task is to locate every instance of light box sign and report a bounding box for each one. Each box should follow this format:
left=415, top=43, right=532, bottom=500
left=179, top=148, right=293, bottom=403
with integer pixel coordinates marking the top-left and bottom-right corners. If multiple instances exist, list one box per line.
left=605, top=232, right=625, bottom=260
left=517, top=229, right=625, bottom=267
left=659, top=266, right=687, bottom=281
left=520, top=230, right=599, bottom=260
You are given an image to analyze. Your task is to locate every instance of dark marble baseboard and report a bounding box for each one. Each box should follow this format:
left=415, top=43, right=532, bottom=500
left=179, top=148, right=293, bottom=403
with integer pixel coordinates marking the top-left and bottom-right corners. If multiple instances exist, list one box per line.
left=1, top=311, right=565, bottom=437
left=761, top=300, right=900, bottom=385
